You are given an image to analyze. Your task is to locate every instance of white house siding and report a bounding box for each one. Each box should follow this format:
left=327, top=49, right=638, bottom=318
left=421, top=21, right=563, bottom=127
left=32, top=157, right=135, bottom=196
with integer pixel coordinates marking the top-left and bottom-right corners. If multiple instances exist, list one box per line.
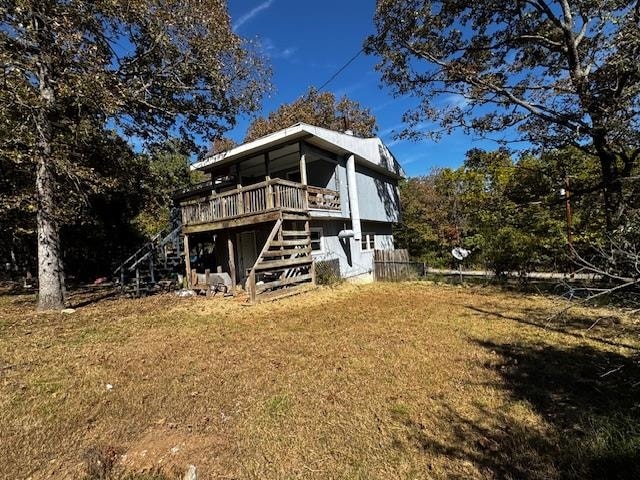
left=363, top=221, right=394, bottom=250
left=335, top=160, right=351, bottom=218
left=354, top=164, right=401, bottom=223
left=311, top=220, right=395, bottom=281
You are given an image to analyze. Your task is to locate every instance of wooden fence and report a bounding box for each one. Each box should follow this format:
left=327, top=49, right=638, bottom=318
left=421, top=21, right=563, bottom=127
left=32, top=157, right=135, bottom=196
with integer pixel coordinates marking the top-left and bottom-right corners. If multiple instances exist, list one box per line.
left=373, top=249, right=426, bottom=282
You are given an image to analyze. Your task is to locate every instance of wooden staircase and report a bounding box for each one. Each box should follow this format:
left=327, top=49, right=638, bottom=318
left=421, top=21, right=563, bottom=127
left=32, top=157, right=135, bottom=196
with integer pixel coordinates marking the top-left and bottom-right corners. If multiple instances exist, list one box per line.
left=113, top=225, right=183, bottom=297
left=246, top=212, right=315, bottom=302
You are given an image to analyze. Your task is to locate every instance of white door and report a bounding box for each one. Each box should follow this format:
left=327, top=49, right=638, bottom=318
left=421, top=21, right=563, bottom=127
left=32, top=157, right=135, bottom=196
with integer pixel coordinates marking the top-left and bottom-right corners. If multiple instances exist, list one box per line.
left=237, top=231, right=257, bottom=282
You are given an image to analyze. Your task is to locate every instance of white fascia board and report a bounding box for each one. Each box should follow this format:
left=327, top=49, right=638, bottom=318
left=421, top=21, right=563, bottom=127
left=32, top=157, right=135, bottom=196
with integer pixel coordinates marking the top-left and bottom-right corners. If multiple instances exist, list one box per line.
left=192, top=122, right=406, bottom=179
left=191, top=124, right=309, bottom=171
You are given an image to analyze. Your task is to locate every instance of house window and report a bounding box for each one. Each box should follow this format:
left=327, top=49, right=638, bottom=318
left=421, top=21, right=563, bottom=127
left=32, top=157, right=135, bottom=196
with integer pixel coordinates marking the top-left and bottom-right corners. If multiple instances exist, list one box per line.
left=310, top=227, right=324, bottom=253
left=361, top=233, right=375, bottom=251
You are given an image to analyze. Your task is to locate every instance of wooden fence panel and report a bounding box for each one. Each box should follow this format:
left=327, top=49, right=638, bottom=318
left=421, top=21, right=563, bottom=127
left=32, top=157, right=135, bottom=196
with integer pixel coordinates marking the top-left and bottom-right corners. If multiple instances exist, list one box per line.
left=374, top=249, right=424, bottom=282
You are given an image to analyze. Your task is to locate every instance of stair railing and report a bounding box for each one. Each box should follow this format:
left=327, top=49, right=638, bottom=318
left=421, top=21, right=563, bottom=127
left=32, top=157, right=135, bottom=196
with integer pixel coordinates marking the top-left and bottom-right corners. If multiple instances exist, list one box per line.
left=247, top=218, right=283, bottom=303
left=113, top=224, right=183, bottom=295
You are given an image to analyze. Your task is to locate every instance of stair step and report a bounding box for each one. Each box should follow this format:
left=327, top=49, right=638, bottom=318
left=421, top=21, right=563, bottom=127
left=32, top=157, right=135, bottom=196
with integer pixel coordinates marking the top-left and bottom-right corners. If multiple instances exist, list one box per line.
left=254, top=256, right=312, bottom=271
left=270, top=239, right=311, bottom=247
left=256, top=273, right=313, bottom=293
left=281, top=230, right=310, bottom=237
left=262, top=247, right=311, bottom=258
left=253, top=284, right=317, bottom=303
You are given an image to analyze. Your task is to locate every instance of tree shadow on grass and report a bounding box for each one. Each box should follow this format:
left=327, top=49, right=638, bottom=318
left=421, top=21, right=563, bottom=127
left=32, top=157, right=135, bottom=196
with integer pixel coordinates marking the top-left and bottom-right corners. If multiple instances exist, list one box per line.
left=0, top=284, right=119, bottom=310
left=402, top=341, right=640, bottom=479
left=465, top=304, right=640, bottom=351
left=478, top=340, right=640, bottom=479
left=66, top=286, right=120, bottom=308
left=401, top=402, right=559, bottom=480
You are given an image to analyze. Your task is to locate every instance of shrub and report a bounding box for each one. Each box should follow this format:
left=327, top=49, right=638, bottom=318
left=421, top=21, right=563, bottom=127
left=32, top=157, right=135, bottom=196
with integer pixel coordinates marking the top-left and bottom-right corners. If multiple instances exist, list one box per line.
left=315, top=259, right=342, bottom=285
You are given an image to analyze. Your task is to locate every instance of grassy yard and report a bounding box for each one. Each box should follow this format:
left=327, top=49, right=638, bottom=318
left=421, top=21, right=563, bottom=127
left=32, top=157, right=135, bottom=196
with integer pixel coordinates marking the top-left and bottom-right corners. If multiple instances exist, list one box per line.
left=1, top=282, right=639, bottom=479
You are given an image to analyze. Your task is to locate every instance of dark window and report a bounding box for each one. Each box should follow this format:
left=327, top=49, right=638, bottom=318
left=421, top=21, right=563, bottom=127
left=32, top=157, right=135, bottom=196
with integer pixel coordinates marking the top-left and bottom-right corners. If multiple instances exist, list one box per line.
left=310, top=228, right=323, bottom=252
left=361, top=233, right=375, bottom=251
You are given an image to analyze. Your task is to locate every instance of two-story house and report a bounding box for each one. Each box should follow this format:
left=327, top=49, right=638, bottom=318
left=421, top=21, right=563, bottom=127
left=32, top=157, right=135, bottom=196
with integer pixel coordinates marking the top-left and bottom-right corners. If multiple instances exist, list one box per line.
left=174, top=123, right=405, bottom=302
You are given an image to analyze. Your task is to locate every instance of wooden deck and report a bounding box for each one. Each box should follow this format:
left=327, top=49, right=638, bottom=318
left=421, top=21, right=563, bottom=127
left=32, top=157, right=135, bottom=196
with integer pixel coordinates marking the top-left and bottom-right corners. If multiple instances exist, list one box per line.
left=180, top=179, right=340, bottom=233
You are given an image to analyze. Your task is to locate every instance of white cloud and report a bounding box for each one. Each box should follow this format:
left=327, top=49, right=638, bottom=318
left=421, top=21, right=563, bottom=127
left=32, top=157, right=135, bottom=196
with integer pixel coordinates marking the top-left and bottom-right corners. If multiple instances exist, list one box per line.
left=233, top=0, right=274, bottom=31
left=379, top=123, right=404, bottom=138
left=400, top=154, right=423, bottom=166
left=260, top=38, right=297, bottom=60
left=387, top=138, right=405, bottom=148
left=443, top=93, right=469, bottom=108
left=279, top=47, right=297, bottom=59
left=372, top=99, right=398, bottom=113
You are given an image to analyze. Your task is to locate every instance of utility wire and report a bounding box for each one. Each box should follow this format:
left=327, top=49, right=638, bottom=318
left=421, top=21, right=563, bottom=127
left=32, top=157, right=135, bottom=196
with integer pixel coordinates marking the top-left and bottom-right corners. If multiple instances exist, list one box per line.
left=317, top=47, right=367, bottom=92
left=316, top=24, right=391, bottom=93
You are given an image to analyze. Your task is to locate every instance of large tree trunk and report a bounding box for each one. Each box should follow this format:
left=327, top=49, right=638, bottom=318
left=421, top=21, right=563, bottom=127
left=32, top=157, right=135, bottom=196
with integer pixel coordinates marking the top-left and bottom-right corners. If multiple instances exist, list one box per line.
left=35, top=53, right=65, bottom=310
left=33, top=9, right=66, bottom=311
left=36, top=129, right=65, bottom=311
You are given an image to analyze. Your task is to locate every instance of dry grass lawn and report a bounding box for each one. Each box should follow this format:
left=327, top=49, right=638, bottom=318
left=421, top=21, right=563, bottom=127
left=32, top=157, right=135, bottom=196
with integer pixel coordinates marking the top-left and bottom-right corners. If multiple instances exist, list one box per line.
left=1, top=282, right=639, bottom=479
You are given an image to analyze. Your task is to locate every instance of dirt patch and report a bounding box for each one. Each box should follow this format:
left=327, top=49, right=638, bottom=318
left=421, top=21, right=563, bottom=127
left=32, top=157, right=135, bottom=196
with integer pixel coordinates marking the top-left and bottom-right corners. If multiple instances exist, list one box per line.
left=119, top=428, right=226, bottom=475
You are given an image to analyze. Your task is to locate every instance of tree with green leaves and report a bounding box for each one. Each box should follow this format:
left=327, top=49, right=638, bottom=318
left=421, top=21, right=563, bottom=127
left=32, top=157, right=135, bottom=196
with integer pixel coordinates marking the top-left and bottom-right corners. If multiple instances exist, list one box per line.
left=396, top=149, right=568, bottom=274
left=1, top=0, right=270, bottom=310
left=460, top=149, right=566, bottom=275
left=245, top=87, right=378, bottom=142
left=132, top=142, right=205, bottom=237
left=394, top=173, right=457, bottom=265
left=367, top=0, right=640, bottom=228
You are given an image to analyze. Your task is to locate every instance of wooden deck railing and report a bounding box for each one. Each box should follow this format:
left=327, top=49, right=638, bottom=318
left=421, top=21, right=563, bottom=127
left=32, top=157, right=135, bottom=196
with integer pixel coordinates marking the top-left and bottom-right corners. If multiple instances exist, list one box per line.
left=181, top=179, right=338, bottom=226
left=307, top=185, right=341, bottom=210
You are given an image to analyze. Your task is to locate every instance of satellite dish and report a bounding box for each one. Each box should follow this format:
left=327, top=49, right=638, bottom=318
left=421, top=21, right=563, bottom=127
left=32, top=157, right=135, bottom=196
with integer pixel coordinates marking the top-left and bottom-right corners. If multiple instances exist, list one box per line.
left=452, top=247, right=470, bottom=261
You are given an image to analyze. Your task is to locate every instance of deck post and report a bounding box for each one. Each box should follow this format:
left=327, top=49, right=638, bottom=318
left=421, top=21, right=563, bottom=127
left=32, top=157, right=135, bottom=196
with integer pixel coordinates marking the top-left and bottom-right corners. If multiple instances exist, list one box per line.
left=184, top=233, right=191, bottom=288
left=265, top=153, right=274, bottom=209
left=234, top=163, right=242, bottom=189
left=248, top=271, right=256, bottom=303
left=306, top=217, right=316, bottom=285
left=228, top=235, right=236, bottom=296
left=279, top=216, right=285, bottom=281
left=235, top=164, right=244, bottom=215
left=300, top=152, right=308, bottom=185
left=264, top=152, right=271, bottom=178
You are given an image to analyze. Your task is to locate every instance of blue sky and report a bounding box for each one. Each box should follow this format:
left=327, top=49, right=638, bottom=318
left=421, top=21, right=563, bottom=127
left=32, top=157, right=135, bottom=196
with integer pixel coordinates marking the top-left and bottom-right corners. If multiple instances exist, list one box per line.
left=225, top=0, right=505, bottom=177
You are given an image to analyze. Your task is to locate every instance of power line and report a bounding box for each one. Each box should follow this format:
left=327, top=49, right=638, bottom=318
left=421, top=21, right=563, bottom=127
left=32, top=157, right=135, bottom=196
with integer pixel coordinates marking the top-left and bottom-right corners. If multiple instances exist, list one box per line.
left=316, top=25, right=391, bottom=93
left=317, top=46, right=366, bottom=92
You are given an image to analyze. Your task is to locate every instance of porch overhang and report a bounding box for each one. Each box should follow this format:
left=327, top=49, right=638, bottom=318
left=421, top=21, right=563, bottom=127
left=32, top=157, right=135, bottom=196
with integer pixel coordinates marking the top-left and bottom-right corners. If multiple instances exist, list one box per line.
left=192, top=123, right=406, bottom=180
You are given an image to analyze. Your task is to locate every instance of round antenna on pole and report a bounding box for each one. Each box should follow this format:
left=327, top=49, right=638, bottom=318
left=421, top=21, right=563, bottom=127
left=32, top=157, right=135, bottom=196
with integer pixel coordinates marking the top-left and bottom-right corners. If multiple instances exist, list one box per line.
left=451, top=247, right=470, bottom=284
left=451, top=247, right=470, bottom=261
